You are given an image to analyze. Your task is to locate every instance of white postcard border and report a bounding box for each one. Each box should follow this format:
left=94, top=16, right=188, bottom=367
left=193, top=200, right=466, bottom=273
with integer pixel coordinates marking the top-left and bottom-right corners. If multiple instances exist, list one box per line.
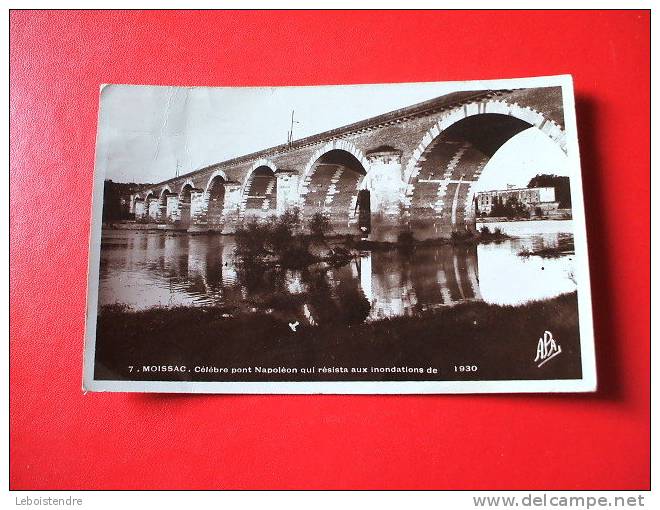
left=82, top=74, right=597, bottom=394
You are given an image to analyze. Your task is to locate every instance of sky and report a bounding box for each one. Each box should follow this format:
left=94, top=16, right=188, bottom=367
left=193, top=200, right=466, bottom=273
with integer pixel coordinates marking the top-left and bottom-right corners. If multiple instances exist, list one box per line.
left=95, top=81, right=568, bottom=186
left=474, top=127, right=568, bottom=192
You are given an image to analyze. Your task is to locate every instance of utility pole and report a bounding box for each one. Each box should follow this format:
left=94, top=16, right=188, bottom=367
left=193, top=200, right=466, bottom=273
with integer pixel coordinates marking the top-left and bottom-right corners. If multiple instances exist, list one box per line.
left=175, top=159, right=180, bottom=178
left=287, top=110, right=300, bottom=147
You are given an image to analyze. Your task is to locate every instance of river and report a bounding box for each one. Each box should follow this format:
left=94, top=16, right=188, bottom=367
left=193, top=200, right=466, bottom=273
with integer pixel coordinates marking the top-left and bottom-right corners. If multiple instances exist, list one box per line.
left=97, top=219, right=576, bottom=323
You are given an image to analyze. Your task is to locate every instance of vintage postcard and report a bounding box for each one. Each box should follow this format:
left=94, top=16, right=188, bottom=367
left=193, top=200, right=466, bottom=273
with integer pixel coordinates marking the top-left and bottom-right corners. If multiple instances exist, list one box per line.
left=83, top=75, right=596, bottom=393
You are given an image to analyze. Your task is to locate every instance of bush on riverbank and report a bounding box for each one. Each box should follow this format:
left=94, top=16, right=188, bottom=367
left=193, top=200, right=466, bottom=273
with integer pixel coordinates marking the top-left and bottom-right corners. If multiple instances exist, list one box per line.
left=478, top=225, right=505, bottom=239
left=235, top=209, right=317, bottom=268
left=234, top=210, right=353, bottom=269
left=95, top=292, right=582, bottom=382
left=309, top=212, right=331, bottom=239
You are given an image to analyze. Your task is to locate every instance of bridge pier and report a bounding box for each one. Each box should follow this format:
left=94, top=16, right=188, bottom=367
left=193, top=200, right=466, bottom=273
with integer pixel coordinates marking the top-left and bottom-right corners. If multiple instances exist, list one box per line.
left=460, top=182, right=479, bottom=233
left=188, top=190, right=209, bottom=232
left=275, top=170, right=299, bottom=216
left=158, top=195, right=170, bottom=223
left=166, top=194, right=180, bottom=223
left=365, top=148, right=404, bottom=243
left=134, top=199, right=146, bottom=222
left=222, top=182, right=242, bottom=234
left=406, top=177, right=480, bottom=240
left=186, top=182, right=243, bottom=233
left=147, top=197, right=159, bottom=223
left=177, top=187, right=200, bottom=229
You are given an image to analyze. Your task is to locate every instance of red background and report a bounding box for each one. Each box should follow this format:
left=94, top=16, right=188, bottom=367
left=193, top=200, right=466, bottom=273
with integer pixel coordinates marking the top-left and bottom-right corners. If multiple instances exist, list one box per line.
left=10, top=10, right=650, bottom=490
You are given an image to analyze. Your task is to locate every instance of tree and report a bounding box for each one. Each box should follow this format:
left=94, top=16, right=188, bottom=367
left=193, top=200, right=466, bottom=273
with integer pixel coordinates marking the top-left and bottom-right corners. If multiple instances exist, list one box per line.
left=490, top=196, right=505, bottom=217
left=505, top=196, right=527, bottom=218
left=527, top=174, right=572, bottom=208
left=102, top=180, right=152, bottom=222
left=268, top=208, right=301, bottom=254
left=309, top=212, right=331, bottom=239
left=234, top=208, right=315, bottom=268
left=489, top=195, right=527, bottom=219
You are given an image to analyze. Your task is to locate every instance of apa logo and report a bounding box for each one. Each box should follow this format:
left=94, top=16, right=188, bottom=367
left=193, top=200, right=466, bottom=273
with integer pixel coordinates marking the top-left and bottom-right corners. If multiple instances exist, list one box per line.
left=534, top=330, right=562, bottom=367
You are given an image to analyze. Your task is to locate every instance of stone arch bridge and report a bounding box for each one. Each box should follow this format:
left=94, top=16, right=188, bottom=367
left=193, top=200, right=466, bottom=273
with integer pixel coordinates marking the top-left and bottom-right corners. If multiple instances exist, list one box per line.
left=131, top=86, right=565, bottom=241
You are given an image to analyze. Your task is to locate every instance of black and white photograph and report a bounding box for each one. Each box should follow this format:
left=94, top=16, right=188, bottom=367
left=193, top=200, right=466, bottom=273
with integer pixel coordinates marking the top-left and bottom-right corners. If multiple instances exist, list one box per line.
left=83, top=75, right=596, bottom=393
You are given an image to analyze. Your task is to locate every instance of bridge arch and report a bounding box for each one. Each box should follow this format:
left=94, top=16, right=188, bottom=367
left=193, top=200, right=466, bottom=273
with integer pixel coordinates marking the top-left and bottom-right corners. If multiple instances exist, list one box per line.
left=140, top=190, right=156, bottom=222
left=300, top=140, right=371, bottom=191
left=206, top=171, right=228, bottom=227
left=205, top=170, right=228, bottom=192
left=178, top=182, right=196, bottom=227
left=130, top=194, right=146, bottom=221
left=241, top=160, right=278, bottom=219
left=299, top=141, right=371, bottom=234
left=403, top=99, right=566, bottom=237
left=131, top=193, right=143, bottom=208
left=247, top=158, right=277, bottom=176
left=158, top=185, right=173, bottom=204
left=155, top=186, right=174, bottom=223
left=179, top=179, right=196, bottom=193
left=158, top=185, right=173, bottom=208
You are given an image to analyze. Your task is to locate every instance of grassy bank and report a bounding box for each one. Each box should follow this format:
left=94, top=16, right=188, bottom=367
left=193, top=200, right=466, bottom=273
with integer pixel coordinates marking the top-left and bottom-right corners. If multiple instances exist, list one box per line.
left=95, top=292, right=581, bottom=382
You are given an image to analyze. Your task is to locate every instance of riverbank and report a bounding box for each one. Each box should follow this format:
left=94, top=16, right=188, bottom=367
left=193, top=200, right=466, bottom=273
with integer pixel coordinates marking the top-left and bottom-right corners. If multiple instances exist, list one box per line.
left=103, top=221, right=172, bottom=230
left=102, top=222, right=511, bottom=250
left=477, top=209, right=572, bottom=222
left=95, top=292, right=581, bottom=382
left=350, top=226, right=509, bottom=251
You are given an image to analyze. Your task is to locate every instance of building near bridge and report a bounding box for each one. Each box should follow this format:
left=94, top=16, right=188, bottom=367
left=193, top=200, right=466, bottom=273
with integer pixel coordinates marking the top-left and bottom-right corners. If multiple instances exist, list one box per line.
left=476, top=186, right=559, bottom=216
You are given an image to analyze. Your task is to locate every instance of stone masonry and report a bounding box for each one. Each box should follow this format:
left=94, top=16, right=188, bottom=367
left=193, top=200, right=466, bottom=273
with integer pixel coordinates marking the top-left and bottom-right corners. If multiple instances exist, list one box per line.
left=132, top=87, right=566, bottom=241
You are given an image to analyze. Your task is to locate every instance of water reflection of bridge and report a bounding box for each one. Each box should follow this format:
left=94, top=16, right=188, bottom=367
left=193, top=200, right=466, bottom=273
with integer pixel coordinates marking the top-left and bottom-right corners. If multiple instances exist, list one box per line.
left=122, top=233, right=482, bottom=323
left=358, top=245, right=481, bottom=320
left=101, top=225, right=577, bottom=316
left=122, top=233, right=241, bottom=306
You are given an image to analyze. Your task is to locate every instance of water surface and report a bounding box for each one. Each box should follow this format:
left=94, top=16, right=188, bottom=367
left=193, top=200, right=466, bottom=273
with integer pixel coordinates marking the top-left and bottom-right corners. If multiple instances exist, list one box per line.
left=98, top=219, right=576, bottom=323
